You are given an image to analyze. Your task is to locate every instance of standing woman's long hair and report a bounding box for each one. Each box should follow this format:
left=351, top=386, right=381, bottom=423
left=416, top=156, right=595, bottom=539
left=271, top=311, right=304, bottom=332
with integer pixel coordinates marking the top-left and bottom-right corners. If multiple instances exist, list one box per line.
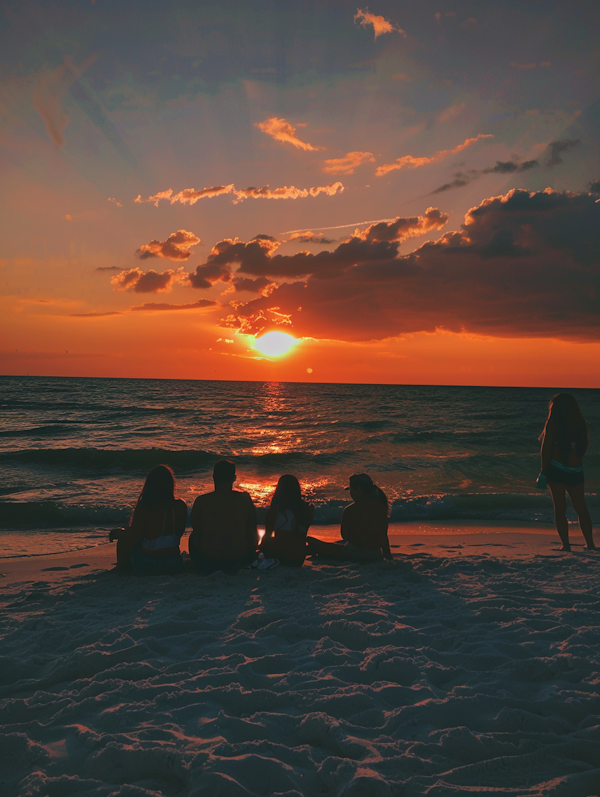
left=138, top=465, right=176, bottom=509
left=539, top=393, right=589, bottom=463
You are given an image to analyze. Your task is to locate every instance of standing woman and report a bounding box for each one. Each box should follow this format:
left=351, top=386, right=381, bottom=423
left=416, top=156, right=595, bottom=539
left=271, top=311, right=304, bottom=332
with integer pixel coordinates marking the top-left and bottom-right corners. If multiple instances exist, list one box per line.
left=115, top=464, right=187, bottom=574
left=261, top=474, right=314, bottom=567
left=539, top=393, right=595, bottom=551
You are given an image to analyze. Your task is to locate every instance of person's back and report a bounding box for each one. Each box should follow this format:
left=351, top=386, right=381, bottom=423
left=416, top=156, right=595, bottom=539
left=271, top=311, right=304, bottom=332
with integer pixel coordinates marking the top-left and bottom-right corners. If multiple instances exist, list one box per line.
left=262, top=474, right=314, bottom=566
left=191, top=489, right=256, bottom=559
left=341, top=495, right=388, bottom=552
left=189, top=459, right=258, bottom=572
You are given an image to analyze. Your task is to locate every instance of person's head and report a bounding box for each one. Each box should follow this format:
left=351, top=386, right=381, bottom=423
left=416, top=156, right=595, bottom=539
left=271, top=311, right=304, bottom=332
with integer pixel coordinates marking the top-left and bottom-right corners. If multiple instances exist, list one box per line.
left=139, top=464, right=176, bottom=508
left=213, top=459, right=236, bottom=487
left=272, top=474, right=303, bottom=510
left=347, top=473, right=388, bottom=514
left=541, top=392, right=588, bottom=457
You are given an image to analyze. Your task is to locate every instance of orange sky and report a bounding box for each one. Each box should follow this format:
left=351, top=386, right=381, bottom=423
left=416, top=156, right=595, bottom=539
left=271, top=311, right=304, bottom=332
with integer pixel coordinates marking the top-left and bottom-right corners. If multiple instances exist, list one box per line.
left=1, top=1, right=599, bottom=386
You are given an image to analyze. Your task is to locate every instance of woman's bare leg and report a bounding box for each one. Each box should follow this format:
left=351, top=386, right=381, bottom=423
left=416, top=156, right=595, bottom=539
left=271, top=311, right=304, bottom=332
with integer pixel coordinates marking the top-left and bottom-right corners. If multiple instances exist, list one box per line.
left=566, top=483, right=595, bottom=549
left=548, top=482, right=570, bottom=551
left=306, top=536, right=346, bottom=559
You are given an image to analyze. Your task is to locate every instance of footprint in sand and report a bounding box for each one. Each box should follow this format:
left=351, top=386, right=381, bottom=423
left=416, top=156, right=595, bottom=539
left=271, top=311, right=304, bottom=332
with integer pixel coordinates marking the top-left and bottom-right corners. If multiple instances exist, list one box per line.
left=41, top=566, right=69, bottom=571
left=69, top=563, right=89, bottom=569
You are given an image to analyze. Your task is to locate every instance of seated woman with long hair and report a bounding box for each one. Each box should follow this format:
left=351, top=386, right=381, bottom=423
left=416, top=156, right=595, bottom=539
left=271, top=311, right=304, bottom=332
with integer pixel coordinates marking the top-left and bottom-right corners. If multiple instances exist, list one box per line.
left=260, top=475, right=314, bottom=567
left=306, top=473, right=392, bottom=562
left=114, top=465, right=187, bottom=574
left=539, top=393, right=595, bottom=551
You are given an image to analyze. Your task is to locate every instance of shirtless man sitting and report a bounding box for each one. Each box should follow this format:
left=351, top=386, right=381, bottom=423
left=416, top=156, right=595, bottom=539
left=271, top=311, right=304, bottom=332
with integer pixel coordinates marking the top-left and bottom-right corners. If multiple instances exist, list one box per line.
left=188, top=459, right=258, bottom=574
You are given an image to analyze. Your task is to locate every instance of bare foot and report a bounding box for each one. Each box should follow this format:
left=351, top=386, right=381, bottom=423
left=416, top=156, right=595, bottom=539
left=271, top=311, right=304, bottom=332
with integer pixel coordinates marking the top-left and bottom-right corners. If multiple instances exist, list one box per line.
left=585, top=543, right=597, bottom=550
left=560, top=545, right=571, bottom=552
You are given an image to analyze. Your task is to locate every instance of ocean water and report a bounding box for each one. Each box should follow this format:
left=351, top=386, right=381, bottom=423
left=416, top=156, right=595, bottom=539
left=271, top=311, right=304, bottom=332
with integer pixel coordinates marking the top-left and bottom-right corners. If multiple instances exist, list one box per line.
left=1, top=376, right=598, bottom=556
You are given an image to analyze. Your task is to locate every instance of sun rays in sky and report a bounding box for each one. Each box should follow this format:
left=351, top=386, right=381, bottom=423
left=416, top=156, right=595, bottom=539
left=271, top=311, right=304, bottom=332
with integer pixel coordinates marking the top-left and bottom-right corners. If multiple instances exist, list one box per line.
left=1, top=1, right=600, bottom=385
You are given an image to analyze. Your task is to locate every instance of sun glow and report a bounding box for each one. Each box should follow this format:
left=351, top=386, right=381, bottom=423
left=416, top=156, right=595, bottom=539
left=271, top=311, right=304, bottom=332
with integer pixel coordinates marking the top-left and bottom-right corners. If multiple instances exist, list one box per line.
left=253, top=331, right=299, bottom=357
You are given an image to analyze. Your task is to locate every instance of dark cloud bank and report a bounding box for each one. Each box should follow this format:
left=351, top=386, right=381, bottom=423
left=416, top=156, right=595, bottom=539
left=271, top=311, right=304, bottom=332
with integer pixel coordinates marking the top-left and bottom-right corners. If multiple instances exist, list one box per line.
left=200, top=189, right=600, bottom=342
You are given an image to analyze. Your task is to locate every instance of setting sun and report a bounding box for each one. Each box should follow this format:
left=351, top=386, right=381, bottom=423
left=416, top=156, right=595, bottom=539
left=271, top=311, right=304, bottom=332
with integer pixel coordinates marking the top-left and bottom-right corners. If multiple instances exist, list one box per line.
left=253, top=331, right=299, bottom=357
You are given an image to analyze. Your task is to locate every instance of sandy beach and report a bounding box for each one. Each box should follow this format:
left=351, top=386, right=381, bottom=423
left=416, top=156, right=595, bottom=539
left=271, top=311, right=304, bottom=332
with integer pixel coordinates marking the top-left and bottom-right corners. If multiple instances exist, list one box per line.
left=2, top=524, right=600, bottom=797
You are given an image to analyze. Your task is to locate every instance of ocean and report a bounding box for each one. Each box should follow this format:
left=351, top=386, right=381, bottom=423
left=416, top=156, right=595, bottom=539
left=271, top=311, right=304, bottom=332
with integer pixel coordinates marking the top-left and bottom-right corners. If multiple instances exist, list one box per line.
left=1, top=376, right=598, bottom=556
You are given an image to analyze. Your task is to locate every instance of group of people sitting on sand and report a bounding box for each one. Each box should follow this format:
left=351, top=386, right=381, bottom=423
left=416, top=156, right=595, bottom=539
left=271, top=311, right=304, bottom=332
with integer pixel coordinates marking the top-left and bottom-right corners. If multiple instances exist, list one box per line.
left=111, top=460, right=393, bottom=576
left=111, top=392, right=595, bottom=575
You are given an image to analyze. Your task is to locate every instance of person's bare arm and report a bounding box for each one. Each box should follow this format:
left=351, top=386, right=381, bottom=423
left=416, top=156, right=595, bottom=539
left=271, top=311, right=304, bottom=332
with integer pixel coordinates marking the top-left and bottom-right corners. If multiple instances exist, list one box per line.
left=541, top=420, right=556, bottom=472
left=245, top=495, right=259, bottom=552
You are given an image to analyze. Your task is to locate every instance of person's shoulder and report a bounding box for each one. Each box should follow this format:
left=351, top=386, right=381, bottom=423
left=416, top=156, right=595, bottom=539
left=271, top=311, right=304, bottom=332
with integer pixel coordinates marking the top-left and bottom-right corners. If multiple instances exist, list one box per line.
left=235, top=489, right=255, bottom=503
left=175, top=498, right=187, bottom=511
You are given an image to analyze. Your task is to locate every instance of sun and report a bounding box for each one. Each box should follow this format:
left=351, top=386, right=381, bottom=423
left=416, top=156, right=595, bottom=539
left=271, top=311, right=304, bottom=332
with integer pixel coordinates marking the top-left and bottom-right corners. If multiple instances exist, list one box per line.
left=253, top=331, right=299, bottom=357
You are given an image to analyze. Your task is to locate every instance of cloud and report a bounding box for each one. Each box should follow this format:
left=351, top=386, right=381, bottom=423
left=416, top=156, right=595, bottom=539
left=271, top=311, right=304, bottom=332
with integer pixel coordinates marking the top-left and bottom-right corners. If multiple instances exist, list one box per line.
left=232, top=276, right=273, bottom=293
left=286, top=231, right=336, bottom=245
left=255, top=117, right=322, bottom=151
left=196, top=209, right=448, bottom=280
left=136, top=230, right=201, bottom=261
left=133, top=183, right=343, bottom=205
left=376, top=134, right=493, bottom=176
left=188, top=263, right=232, bottom=289
left=436, top=103, right=466, bottom=124
left=130, top=299, right=217, bottom=312
left=224, top=189, right=600, bottom=343
left=354, top=8, right=406, bottom=38
left=430, top=140, right=580, bottom=194
left=590, top=180, right=600, bottom=193
left=108, top=197, right=122, bottom=207
left=432, top=159, right=540, bottom=194
left=322, top=151, right=375, bottom=175
left=234, top=182, right=343, bottom=201
left=95, top=266, right=122, bottom=272
left=69, top=311, right=123, bottom=317
left=111, top=267, right=186, bottom=293
left=354, top=207, right=449, bottom=242
left=545, top=138, right=580, bottom=168
left=134, top=185, right=235, bottom=206
left=33, top=56, right=96, bottom=146
left=510, top=61, right=537, bottom=70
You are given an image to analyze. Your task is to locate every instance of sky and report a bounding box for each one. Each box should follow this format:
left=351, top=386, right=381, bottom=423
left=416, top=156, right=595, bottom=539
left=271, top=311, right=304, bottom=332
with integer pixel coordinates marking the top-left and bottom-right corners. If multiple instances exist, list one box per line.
left=1, top=0, right=599, bottom=386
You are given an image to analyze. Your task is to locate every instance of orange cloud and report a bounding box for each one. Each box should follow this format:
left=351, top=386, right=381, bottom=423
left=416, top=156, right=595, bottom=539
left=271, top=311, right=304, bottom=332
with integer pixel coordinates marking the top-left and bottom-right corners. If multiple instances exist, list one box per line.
left=33, top=56, right=96, bottom=146
left=376, top=133, right=494, bottom=176
left=255, top=117, right=322, bottom=151
left=136, top=230, right=201, bottom=261
left=108, top=197, right=123, bottom=207
left=354, top=207, right=449, bottom=242
left=285, top=231, right=336, bottom=245
left=322, top=151, right=375, bottom=175
left=234, top=182, right=343, bottom=201
left=133, top=182, right=343, bottom=206
left=134, top=185, right=235, bottom=206
left=111, top=267, right=187, bottom=293
left=354, top=8, right=406, bottom=38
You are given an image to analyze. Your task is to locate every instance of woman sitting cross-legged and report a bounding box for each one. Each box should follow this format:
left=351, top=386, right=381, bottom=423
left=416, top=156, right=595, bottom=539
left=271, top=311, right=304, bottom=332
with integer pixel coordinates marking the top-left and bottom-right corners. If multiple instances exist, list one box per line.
left=112, top=465, right=187, bottom=575
left=306, top=473, right=392, bottom=562
left=260, top=475, right=315, bottom=567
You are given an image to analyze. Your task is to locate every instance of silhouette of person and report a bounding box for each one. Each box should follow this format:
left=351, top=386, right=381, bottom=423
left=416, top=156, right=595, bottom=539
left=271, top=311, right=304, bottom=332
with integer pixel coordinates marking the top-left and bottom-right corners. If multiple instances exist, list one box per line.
left=540, top=393, right=595, bottom=551
left=188, top=460, right=259, bottom=574
left=306, top=473, right=392, bottom=562
left=260, top=474, right=314, bottom=567
left=112, top=464, right=186, bottom=574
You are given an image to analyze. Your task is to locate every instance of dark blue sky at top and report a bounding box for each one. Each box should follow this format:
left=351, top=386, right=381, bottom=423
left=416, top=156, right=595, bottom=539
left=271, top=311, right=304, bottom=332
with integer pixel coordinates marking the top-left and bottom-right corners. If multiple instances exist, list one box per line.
left=3, top=0, right=599, bottom=115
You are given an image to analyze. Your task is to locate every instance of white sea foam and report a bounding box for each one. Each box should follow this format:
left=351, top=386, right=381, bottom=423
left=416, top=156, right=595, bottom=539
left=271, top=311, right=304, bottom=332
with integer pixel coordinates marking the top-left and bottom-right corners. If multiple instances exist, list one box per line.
left=2, top=545, right=600, bottom=796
